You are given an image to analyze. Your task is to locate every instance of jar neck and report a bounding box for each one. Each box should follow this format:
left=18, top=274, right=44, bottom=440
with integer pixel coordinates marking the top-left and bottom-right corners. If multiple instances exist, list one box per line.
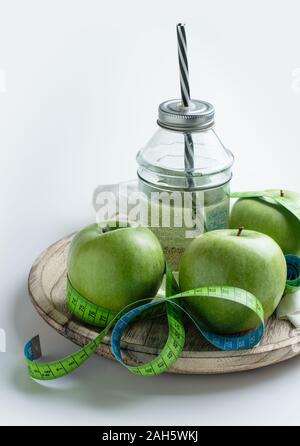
left=136, top=125, right=234, bottom=191
left=137, top=168, right=233, bottom=192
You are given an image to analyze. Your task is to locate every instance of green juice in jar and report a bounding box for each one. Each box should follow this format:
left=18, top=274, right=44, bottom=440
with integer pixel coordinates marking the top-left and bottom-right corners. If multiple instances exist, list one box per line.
left=136, top=99, right=234, bottom=270
left=138, top=179, right=230, bottom=270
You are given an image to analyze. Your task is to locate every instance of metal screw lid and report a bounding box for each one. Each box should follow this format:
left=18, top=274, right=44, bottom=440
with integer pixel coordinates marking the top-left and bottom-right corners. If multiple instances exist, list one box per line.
left=157, top=98, right=215, bottom=132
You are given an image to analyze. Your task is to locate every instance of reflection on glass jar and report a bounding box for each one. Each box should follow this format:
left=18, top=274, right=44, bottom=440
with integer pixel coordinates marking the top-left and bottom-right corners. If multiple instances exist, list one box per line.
left=136, top=99, right=234, bottom=270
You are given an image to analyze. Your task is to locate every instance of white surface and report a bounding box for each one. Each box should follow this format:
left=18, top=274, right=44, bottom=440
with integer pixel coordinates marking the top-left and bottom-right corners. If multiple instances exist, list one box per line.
left=1, top=0, right=300, bottom=426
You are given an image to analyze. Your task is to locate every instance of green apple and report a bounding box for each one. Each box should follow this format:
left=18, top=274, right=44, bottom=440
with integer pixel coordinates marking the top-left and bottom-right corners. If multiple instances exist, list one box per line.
left=230, top=190, right=300, bottom=256
left=67, top=221, right=165, bottom=312
left=179, top=229, right=287, bottom=334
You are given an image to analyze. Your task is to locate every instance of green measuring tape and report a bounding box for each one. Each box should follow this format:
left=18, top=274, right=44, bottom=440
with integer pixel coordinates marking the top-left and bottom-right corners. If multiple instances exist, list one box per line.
left=24, top=265, right=265, bottom=380
left=230, top=189, right=300, bottom=291
left=230, top=189, right=300, bottom=220
left=66, top=278, right=164, bottom=328
left=230, top=189, right=300, bottom=295
left=24, top=188, right=300, bottom=380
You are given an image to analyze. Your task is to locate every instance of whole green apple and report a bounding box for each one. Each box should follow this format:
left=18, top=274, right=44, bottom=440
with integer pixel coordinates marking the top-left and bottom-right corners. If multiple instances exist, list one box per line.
left=230, top=190, right=300, bottom=256
left=179, top=229, right=287, bottom=334
left=68, top=222, right=165, bottom=312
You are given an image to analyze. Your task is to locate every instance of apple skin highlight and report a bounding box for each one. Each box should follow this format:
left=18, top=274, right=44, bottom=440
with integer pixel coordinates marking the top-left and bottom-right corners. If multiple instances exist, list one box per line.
left=67, top=223, right=165, bottom=313
left=179, top=229, right=287, bottom=334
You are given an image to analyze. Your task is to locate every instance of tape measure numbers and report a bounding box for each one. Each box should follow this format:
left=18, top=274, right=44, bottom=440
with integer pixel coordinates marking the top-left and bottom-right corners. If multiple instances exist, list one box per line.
left=24, top=265, right=265, bottom=380
left=24, top=189, right=300, bottom=380
left=67, top=281, right=117, bottom=328
left=67, top=278, right=165, bottom=328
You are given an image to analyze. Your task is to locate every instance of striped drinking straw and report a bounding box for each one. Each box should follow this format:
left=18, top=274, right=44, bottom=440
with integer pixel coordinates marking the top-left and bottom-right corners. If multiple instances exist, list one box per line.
left=177, top=24, right=203, bottom=231
left=176, top=23, right=195, bottom=188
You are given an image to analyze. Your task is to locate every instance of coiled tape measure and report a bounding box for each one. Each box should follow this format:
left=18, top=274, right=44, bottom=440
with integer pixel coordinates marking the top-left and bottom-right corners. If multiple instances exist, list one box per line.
left=24, top=190, right=300, bottom=379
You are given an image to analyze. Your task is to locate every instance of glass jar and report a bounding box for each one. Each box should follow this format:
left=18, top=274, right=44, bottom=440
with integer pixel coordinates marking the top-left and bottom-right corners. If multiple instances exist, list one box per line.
left=136, top=99, right=234, bottom=270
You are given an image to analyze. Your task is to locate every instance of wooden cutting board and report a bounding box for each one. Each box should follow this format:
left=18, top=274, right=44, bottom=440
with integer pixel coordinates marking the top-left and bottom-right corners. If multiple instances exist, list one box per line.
left=28, top=234, right=300, bottom=374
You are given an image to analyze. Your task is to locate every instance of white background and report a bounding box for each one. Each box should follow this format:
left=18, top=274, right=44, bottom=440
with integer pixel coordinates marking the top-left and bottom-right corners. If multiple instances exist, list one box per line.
left=1, top=0, right=300, bottom=426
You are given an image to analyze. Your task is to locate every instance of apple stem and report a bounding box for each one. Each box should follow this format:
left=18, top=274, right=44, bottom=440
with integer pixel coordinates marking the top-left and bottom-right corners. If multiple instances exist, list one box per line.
left=237, top=227, right=244, bottom=236
left=101, top=224, right=110, bottom=234
left=280, top=189, right=284, bottom=197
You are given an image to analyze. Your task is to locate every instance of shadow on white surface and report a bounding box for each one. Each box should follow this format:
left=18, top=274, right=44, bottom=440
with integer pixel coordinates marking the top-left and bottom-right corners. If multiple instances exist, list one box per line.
left=10, top=277, right=300, bottom=410
left=9, top=348, right=300, bottom=414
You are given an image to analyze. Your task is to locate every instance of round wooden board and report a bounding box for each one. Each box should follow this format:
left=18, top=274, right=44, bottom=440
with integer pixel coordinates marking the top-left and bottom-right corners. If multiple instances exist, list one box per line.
left=28, top=234, right=300, bottom=374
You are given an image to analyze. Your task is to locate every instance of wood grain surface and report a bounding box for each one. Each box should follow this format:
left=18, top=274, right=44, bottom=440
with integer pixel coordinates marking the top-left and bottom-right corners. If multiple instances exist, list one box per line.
left=28, top=235, right=300, bottom=374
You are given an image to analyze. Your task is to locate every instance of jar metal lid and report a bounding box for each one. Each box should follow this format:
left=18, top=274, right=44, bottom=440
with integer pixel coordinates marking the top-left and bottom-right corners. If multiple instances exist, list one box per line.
left=157, top=99, right=215, bottom=132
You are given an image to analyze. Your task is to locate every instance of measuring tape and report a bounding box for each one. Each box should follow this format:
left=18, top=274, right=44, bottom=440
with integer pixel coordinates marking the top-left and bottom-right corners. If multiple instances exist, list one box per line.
left=230, top=190, right=300, bottom=293
left=230, top=189, right=300, bottom=221
left=277, top=256, right=300, bottom=326
left=24, top=189, right=300, bottom=380
left=66, top=278, right=165, bottom=328
left=285, top=255, right=300, bottom=294
left=230, top=189, right=300, bottom=328
left=24, top=264, right=265, bottom=380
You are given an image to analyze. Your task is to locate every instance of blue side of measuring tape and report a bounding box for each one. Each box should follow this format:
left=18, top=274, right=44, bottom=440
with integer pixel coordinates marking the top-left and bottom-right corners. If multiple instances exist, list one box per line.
left=111, top=255, right=300, bottom=365
left=24, top=334, right=41, bottom=362
left=24, top=340, right=34, bottom=361
left=25, top=255, right=300, bottom=368
left=111, top=300, right=265, bottom=367
left=286, top=255, right=300, bottom=289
